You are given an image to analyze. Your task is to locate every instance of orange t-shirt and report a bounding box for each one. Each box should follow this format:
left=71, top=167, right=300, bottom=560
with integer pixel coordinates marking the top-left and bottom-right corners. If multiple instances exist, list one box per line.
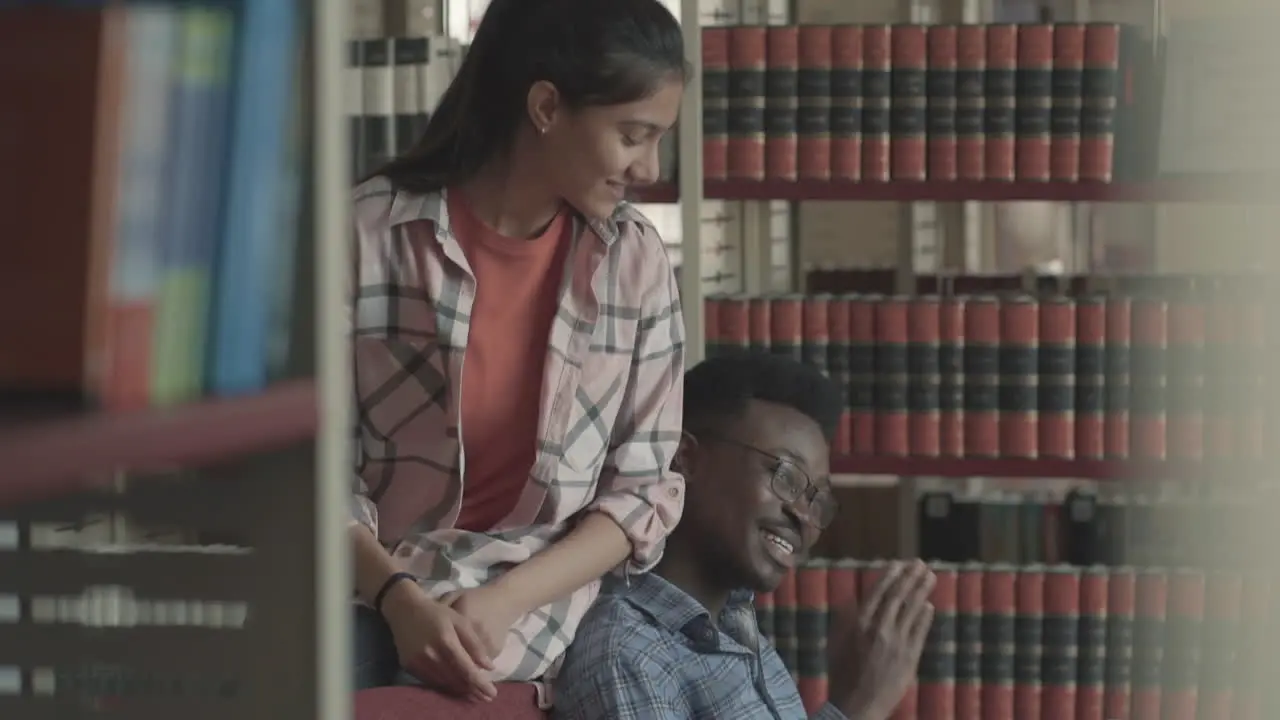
left=448, top=191, right=571, bottom=532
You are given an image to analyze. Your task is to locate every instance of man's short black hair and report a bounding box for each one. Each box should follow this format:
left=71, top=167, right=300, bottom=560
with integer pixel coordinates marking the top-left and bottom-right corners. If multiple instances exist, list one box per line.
left=683, top=351, right=843, bottom=442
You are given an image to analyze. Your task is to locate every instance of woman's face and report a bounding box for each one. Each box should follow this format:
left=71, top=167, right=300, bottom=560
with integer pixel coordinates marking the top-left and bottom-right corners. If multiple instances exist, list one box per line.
left=539, top=75, right=684, bottom=221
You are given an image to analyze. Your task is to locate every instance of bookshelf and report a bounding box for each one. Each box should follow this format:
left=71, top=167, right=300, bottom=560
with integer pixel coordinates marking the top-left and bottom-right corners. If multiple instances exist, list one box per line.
left=683, top=7, right=1280, bottom=717
left=0, top=379, right=317, bottom=506
left=633, top=173, right=1280, bottom=204
left=0, top=1, right=351, bottom=718
left=665, top=0, right=1256, bottom=489
left=828, top=454, right=1227, bottom=480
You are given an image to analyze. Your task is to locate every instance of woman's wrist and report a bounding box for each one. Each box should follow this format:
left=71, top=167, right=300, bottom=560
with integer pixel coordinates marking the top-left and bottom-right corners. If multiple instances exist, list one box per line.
left=374, top=572, right=418, bottom=616
left=351, top=523, right=404, bottom=605
left=379, top=575, right=429, bottom=625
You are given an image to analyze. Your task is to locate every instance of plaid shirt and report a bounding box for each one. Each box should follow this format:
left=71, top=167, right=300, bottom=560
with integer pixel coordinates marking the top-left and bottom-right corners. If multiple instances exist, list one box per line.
left=349, top=177, right=686, bottom=685
left=552, top=573, right=850, bottom=720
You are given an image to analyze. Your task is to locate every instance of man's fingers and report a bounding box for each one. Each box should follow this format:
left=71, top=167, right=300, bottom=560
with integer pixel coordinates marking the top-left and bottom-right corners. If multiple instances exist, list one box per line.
left=904, top=567, right=935, bottom=617
left=906, top=600, right=935, bottom=656
left=858, top=561, right=907, bottom=624
left=870, top=561, right=928, bottom=628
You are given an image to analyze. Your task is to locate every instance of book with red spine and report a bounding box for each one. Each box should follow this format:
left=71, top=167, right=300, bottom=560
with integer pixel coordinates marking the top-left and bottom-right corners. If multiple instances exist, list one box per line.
left=749, top=295, right=772, bottom=354
left=1231, top=573, right=1272, bottom=720
left=828, top=295, right=853, bottom=455
left=1166, top=280, right=1205, bottom=460
left=1103, top=295, right=1131, bottom=459
left=861, top=25, right=892, bottom=182
left=802, top=294, right=831, bottom=375
left=927, top=25, right=958, bottom=181
left=1038, top=296, right=1075, bottom=459
left=830, top=25, right=864, bottom=181
left=908, top=295, right=941, bottom=457
left=1049, top=23, right=1085, bottom=181
left=703, top=294, right=725, bottom=359
left=702, top=27, right=730, bottom=180
left=963, top=295, right=1000, bottom=458
left=1079, top=23, right=1120, bottom=182
left=939, top=296, right=966, bottom=457
left=983, top=24, right=1017, bottom=181
left=764, top=26, right=799, bottom=181
left=1202, top=280, right=1236, bottom=459
left=1042, top=566, right=1080, bottom=720
left=849, top=295, right=877, bottom=455
left=756, top=586, right=776, bottom=645
left=797, top=25, right=832, bottom=180
left=874, top=296, right=910, bottom=457
left=796, top=560, right=830, bottom=712
left=775, top=567, right=799, bottom=674
left=1074, top=294, right=1106, bottom=459
left=719, top=293, right=751, bottom=355
left=919, top=564, right=958, bottom=720
left=1077, top=565, right=1109, bottom=720
left=771, top=293, right=804, bottom=363
left=1130, top=568, right=1168, bottom=720
left=981, top=564, right=1017, bottom=720
left=890, top=24, right=927, bottom=181
left=1129, top=296, right=1168, bottom=461
left=1014, top=565, right=1045, bottom=720
left=1196, top=571, right=1242, bottom=720
left=1103, top=567, right=1136, bottom=720
left=999, top=295, right=1039, bottom=459
left=727, top=26, right=767, bottom=181
left=1161, top=569, right=1204, bottom=720
left=955, top=25, right=986, bottom=180
left=828, top=558, right=859, bottom=612
left=955, top=563, right=983, bottom=720
left=1014, top=23, right=1053, bottom=181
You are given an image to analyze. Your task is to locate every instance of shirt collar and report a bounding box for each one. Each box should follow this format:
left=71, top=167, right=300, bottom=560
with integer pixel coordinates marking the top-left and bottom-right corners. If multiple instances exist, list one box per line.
left=613, top=572, right=757, bottom=641
left=386, top=186, right=632, bottom=247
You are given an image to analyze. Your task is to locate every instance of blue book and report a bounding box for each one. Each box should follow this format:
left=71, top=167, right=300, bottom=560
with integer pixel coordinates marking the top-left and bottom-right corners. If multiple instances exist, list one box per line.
left=206, top=0, right=300, bottom=395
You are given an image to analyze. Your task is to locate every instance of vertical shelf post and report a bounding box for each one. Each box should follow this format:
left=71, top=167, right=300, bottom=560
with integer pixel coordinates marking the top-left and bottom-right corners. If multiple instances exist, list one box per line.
left=680, top=0, right=706, bottom=367
left=313, top=0, right=353, bottom=716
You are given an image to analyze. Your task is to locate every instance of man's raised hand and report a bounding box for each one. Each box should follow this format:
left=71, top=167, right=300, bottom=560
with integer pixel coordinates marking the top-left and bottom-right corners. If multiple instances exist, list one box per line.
left=827, top=559, right=936, bottom=720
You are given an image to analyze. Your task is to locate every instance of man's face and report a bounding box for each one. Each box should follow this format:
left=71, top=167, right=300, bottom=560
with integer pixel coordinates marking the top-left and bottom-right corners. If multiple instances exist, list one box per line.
left=679, top=399, right=833, bottom=592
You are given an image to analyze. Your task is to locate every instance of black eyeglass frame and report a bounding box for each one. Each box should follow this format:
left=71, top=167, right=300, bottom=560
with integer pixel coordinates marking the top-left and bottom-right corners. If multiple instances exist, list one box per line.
left=695, top=431, right=838, bottom=530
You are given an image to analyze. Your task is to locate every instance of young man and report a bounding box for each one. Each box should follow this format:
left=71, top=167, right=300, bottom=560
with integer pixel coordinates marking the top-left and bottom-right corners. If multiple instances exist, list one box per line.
left=552, top=352, right=936, bottom=720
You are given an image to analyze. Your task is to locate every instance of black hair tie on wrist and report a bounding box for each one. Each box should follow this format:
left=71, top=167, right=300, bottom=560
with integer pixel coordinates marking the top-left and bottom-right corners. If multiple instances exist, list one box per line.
left=373, top=571, right=418, bottom=617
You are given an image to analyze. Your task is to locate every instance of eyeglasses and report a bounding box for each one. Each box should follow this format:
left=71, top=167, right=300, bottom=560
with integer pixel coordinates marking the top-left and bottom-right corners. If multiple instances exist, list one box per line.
left=697, top=433, right=838, bottom=530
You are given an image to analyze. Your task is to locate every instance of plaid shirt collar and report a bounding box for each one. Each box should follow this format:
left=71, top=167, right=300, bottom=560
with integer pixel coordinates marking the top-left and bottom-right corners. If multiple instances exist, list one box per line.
left=385, top=186, right=626, bottom=246
left=613, top=572, right=757, bottom=644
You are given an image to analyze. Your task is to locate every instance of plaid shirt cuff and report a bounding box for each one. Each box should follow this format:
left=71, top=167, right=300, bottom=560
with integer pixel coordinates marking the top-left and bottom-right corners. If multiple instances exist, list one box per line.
left=351, top=491, right=378, bottom=535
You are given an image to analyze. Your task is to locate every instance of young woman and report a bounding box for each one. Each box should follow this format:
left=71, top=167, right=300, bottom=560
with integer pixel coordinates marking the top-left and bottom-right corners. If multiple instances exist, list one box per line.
left=348, top=0, right=688, bottom=706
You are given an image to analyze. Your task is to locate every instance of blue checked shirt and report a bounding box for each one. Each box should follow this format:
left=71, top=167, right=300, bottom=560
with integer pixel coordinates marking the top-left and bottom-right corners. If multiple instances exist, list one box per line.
left=552, top=572, right=849, bottom=720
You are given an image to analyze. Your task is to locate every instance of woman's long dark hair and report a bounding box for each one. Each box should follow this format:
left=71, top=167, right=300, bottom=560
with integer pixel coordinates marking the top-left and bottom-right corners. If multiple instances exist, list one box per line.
left=372, top=0, right=686, bottom=194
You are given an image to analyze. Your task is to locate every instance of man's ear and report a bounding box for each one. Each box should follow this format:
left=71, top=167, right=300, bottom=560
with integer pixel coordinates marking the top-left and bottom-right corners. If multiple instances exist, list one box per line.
left=673, top=431, right=699, bottom=476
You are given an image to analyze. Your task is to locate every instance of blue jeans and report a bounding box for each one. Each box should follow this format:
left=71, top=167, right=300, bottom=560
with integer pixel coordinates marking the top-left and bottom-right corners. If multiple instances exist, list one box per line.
left=353, top=604, right=419, bottom=689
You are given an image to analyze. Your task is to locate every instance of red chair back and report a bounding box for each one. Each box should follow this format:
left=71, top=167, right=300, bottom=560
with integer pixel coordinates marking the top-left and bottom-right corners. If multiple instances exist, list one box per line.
left=354, top=685, right=547, bottom=720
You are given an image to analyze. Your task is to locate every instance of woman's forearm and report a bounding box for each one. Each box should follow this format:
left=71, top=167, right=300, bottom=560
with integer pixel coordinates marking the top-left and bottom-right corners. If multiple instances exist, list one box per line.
left=489, top=511, right=631, bottom=614
left=351, top=523, right=404, bottom=605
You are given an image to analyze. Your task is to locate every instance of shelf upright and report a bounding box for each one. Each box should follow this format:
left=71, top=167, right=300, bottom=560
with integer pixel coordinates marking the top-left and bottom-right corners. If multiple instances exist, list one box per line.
left=737, top=0, right=787, bottom=300
left=679, top=0, right=706, bottom=367
left=313, top=0, right=354, bottom=716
